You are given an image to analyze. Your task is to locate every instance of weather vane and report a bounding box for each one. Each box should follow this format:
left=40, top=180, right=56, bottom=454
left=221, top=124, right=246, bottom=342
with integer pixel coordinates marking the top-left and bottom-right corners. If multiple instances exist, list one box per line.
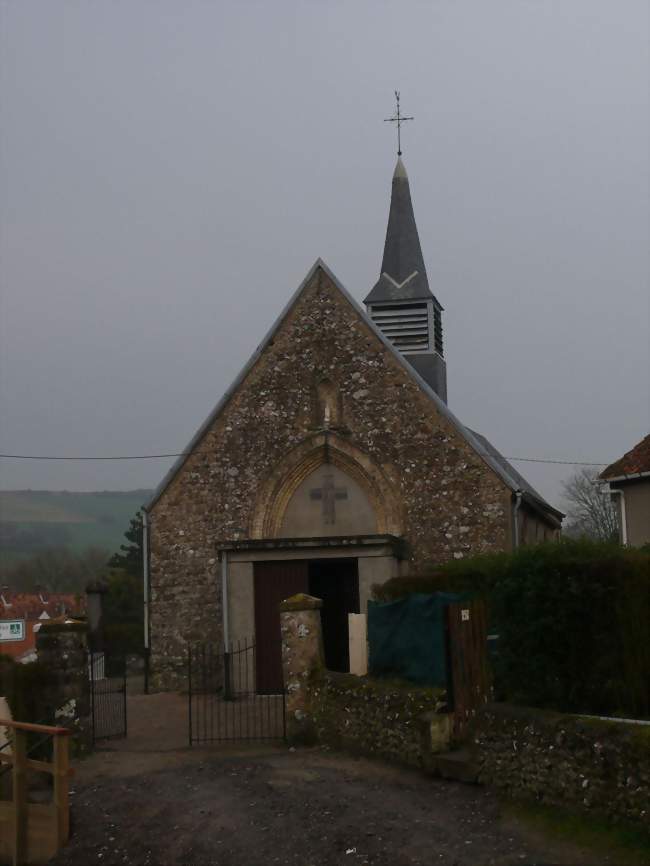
left=384, top=90, right=413, bottom=156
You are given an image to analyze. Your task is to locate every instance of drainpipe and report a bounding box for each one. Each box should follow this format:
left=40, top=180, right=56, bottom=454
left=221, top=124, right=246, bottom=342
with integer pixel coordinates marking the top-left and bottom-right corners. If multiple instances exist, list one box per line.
left=221, top=550, right=230, bottom=650
left=221, top=551, right=233, bottom=699
left=512, top=489, right=523, bottom=549
left=609, top=488, right=628, bottom=545
left=142, top=509, right=151, bottom=693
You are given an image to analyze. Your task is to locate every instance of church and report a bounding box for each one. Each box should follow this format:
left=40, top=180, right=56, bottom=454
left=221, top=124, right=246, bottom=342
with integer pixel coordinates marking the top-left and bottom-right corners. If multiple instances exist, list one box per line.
left=145, top=153, right=562, bottom=691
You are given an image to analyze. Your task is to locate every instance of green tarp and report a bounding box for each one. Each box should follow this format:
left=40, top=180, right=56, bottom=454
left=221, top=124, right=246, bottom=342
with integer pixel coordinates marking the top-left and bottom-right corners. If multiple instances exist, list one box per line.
left=368, top=592, right=465, bottom=687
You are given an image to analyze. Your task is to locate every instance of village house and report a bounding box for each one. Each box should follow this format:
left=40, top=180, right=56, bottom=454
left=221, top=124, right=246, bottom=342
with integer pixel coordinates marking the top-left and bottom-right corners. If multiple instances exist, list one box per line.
left=0, top=589, right=85, bottom=663
left=600, top=433, right=650, bottom=547
left=145, top=156, right=563, bottom=691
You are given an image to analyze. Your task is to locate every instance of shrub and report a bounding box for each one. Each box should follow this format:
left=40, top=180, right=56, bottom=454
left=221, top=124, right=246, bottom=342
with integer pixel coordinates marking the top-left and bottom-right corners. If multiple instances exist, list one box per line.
left=373, top=540, right=650, bottom=719
left=0, top=654, right=53, bottom=725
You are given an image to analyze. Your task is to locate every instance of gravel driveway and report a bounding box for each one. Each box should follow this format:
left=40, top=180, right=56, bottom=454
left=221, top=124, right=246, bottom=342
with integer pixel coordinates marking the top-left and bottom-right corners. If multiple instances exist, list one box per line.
left=47, top=694, right=616, bottom=866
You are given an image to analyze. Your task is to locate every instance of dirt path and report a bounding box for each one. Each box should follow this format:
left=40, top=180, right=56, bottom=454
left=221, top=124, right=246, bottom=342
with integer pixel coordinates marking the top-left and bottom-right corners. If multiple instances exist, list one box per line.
left=50, top=694, right=620, bottom=866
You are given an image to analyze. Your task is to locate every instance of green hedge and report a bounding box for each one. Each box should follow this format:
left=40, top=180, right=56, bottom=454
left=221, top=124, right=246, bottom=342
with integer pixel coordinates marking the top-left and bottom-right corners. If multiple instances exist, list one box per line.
left=373, top=540, right=650, bottom=719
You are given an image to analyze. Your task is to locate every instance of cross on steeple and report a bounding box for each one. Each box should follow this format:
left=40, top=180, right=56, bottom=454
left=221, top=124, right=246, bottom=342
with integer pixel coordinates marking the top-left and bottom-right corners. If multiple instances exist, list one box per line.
left=384, top=90, right=413, bottom=156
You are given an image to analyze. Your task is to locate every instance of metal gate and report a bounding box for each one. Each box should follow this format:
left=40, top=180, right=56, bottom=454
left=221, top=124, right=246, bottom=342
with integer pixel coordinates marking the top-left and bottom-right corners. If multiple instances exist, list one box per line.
left=188, top=639, right=286, bottom=745
left=89, top=652, right=127, bottom=743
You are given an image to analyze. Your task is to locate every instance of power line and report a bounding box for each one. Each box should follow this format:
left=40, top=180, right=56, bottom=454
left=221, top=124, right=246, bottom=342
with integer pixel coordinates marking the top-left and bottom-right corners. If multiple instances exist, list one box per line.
left=0, top=452, right=187, bottom=461
left=0, top=451, right=609, bottom=466
left=504, top=457, right=608, bottom=467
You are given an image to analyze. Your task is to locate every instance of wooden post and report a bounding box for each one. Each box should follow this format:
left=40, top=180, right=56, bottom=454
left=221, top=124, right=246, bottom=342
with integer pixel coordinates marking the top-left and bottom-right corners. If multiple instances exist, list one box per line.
left=445, top=599, right=490, bottom=741
left=53, top=734, right=70, bottom=847
left=11, top=729, right=27, bottom=866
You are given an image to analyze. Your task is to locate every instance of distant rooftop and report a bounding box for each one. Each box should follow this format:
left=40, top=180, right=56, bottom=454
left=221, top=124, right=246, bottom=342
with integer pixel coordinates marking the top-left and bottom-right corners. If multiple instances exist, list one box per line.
left=601, top=433, right=650, bottom=479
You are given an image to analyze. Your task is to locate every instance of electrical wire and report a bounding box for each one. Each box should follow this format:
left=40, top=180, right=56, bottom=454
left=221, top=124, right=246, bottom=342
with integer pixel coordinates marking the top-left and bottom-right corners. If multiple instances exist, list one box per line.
left=0, top=451, right=610, bottom=465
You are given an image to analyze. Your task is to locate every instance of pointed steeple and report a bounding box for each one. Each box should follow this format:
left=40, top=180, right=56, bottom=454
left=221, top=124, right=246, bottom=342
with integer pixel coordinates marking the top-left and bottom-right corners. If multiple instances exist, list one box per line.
left=364, top=157, right=448, bottom=403
left=364, top=157, right=433, bottom=304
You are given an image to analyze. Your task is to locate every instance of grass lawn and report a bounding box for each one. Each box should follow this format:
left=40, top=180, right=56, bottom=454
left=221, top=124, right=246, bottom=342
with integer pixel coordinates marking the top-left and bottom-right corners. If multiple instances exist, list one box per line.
left=503, top=799, right=650, bottom=866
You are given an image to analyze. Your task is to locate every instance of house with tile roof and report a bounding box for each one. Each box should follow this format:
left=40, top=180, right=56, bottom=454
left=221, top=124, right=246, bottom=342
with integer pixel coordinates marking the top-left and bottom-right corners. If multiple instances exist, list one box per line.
left=0, top=590, right=85, bottom=662
left=600, top=433, right=650, bottom=547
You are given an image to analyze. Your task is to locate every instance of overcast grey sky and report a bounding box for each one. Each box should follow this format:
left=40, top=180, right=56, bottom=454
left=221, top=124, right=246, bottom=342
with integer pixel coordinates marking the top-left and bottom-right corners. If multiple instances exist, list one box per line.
left=1, top=0, right=648, bottom=509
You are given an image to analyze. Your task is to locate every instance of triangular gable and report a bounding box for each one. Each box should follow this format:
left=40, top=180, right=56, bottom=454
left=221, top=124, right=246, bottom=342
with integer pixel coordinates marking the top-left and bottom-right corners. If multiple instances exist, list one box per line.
left=147, top=258, right=559, bottom=521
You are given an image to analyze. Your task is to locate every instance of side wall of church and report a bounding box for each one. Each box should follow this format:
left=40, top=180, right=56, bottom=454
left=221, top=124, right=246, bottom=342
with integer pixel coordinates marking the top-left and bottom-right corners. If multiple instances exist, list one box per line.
left=148, top=269, right=511, bottom=690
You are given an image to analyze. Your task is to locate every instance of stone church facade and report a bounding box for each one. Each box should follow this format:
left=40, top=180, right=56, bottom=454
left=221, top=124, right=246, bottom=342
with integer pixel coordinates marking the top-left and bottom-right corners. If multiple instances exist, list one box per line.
left=146, top=159, right=562, bottom=691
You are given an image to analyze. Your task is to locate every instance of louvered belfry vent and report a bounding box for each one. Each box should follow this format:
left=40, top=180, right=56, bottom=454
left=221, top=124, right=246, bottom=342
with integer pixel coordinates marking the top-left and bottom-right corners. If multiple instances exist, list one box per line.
left=370, top=303, right=429, bottom=353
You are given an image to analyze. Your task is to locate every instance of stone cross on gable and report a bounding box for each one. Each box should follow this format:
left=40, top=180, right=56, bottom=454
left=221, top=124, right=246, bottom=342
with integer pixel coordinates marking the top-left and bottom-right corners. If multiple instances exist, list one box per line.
left=310, top=473, right=348, bottom=524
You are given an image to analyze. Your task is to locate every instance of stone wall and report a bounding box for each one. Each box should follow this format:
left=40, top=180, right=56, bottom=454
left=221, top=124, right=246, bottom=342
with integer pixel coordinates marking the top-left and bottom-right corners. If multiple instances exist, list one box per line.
left=148, top=266, right=513, bottom=689
left=310, top=670, right=450, bottom=768
left=475, top=703, right=650, bottom=829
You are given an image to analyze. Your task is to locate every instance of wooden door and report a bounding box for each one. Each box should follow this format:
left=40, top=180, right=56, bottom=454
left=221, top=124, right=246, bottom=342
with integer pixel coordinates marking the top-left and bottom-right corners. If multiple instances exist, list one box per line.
left=253, top=561, right=308, bottom=693
left=445, top=599, right=490, bottom=741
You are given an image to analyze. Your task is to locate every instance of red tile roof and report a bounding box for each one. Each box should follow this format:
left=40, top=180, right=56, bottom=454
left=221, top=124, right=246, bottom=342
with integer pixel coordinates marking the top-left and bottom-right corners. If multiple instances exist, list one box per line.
left=0, top=591, right=85, bottom=622
left=0, top=592, right=85, bottom=661
left=601, top=433, right=650, bottom=480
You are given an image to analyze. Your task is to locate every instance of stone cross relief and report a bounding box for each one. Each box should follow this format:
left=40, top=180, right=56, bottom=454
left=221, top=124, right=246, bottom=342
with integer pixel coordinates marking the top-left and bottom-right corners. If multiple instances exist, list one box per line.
left=310, top=473, right=348, bottom=524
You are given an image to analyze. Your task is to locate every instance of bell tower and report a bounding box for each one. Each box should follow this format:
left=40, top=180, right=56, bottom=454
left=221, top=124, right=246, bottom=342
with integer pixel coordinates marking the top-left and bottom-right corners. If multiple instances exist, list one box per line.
left=364, top=156, right=447, bottom=403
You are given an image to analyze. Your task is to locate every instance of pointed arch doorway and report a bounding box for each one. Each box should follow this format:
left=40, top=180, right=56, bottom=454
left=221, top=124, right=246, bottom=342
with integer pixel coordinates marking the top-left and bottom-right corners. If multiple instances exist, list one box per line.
left=225, top=438, right=404, bottom=693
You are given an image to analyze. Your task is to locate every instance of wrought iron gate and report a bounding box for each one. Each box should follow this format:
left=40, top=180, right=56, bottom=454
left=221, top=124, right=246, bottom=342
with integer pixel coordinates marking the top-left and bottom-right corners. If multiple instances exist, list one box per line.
left=188, top=639, right=286, bottom=745
left=89, top=652, right=127, bottom=743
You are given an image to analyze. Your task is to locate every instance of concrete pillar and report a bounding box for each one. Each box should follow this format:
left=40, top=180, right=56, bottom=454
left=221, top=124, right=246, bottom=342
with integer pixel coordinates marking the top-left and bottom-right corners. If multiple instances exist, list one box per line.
left=279, top=593, right=324, bottom=745
left=36, top=621, right=92, bottom=753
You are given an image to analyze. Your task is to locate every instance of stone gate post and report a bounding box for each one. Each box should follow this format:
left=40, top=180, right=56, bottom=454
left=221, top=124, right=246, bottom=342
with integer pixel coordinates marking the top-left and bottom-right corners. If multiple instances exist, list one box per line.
left=279, top=593, right=325, bottom=745
left=36, top=621, right=92, bottom=753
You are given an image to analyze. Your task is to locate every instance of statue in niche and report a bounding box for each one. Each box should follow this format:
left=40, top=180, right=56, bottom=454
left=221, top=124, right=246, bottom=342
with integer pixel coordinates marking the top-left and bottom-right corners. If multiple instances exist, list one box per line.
left=312, top=377, right=342, bottom=429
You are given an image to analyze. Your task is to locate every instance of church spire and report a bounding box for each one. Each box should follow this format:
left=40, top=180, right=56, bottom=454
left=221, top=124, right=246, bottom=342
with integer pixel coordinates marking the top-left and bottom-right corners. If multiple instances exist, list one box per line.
left=364, top=155, right=433, bottom=304
left=364, top=141, right=448, bottom=402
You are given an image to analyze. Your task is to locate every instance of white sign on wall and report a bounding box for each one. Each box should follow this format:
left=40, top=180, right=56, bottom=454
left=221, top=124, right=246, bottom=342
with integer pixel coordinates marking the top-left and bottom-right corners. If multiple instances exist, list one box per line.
left=0, top=620, right=25, bottom=642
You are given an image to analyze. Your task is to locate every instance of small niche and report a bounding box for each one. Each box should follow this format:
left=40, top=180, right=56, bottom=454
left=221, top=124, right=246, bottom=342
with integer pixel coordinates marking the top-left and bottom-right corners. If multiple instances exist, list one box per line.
left=312, top=377, right=342, bottom=428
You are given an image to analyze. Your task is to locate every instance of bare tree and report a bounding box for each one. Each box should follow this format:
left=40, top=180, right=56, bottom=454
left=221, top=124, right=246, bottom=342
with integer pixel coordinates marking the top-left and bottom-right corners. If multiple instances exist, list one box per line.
left=562, top=467, right=619, bottom=541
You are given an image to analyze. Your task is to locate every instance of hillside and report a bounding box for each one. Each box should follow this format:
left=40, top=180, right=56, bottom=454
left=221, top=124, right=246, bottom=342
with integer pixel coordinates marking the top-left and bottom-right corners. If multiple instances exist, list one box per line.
left=0, top=490, right=152, bottom=564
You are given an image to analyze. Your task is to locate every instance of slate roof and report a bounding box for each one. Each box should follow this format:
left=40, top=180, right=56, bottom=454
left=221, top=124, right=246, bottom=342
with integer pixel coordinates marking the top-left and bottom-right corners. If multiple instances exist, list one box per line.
left=364, top=158, right=440, bottom=305
left=147, top=259, right=562, bottom=526
left=600, top=433, right=650, bottom=480
left=466, top=428, right=563, bottom=522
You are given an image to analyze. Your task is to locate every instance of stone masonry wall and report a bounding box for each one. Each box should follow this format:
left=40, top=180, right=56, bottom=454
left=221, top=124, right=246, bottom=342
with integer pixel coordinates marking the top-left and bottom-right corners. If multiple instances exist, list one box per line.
left=149, top=267, right=511, bottom=689
left=475, top=703, right=650, bottom=830
left=35, top=622, right=92, bottom=754
left=310, top=670, right=450, bottom=768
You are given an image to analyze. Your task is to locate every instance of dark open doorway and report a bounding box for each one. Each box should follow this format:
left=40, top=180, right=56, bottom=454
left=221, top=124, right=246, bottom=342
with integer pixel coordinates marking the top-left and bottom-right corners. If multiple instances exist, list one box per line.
left=253, top=557, right=360, bottom=693
left=308, top=558, right=359, bottom=673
